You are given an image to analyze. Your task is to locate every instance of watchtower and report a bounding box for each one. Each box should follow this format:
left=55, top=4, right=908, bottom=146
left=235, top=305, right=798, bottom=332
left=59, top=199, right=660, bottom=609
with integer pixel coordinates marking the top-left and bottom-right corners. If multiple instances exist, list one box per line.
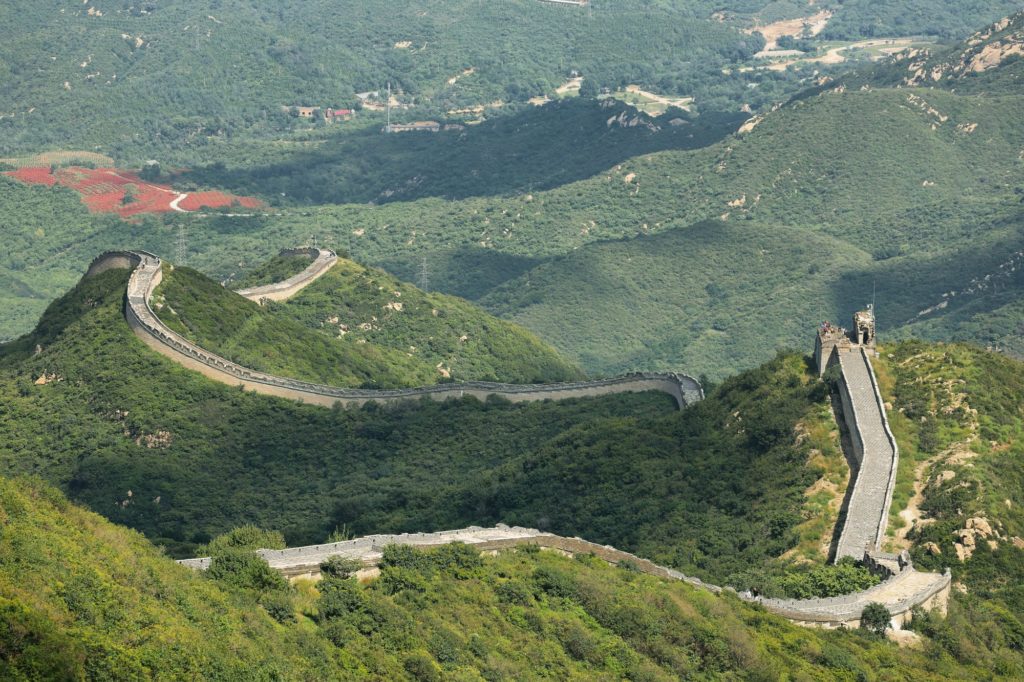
left=853, top=305, right=876, bottom=348
left=814, top=305, right=877, bottom=375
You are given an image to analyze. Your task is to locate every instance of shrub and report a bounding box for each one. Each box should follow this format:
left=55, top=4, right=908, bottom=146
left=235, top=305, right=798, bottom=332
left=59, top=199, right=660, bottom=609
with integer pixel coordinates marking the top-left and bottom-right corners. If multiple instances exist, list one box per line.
left=206, top=550, right=288, bottom=593
left=860, top=602, right=891, bottom=636
left=320, top=556, right=363, bottom=580
left=260, top=591, right=297, bottom=623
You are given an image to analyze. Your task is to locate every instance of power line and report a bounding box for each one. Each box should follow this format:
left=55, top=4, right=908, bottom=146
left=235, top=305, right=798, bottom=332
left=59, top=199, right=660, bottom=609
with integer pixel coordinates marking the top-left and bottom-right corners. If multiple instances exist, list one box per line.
left=418, top=256, right=430, bottom=292
left=176, top=223, right=188, bottom=265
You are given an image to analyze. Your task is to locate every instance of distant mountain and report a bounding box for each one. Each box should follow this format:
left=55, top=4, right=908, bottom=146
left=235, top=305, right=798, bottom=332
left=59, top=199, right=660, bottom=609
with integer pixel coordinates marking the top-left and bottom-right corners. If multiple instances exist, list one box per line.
left=0, top=0, right=762, bottom=160
left=826, top=11, right=1024, bottom=92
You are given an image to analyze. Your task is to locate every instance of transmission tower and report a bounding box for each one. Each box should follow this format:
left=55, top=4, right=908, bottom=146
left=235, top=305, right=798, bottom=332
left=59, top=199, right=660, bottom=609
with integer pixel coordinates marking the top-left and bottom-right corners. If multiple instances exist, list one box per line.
left=418, top=256, right=431, bottom=292
left=176, top=223, right=188, bottom=266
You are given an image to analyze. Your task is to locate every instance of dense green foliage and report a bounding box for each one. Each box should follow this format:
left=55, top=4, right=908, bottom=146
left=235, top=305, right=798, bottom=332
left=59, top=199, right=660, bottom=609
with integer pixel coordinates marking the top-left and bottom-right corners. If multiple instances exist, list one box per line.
left=275, top=257, right=584, bottom=383
left=5, top=1, right=1014, bottom=163
left=181, top=99, right=745, bottom=205
left=820, top=1, right=1022, bottom=40
left=0, top=0, right=771, bottom=161
left=2, top=269, right=823, bottom=590
left=4, top=17, right=1023, bottom=380
left=230, top=253, right=313, bottom=289
left=3, top=476, right=995, bottom=680
left=156, top=258, right=582, bottom=385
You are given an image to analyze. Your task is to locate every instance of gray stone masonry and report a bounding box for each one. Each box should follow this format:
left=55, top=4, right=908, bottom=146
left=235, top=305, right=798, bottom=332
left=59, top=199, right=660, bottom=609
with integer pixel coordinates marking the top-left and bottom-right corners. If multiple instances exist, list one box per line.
left=234, top=247, right=338, bottom=303
left=834, top=347, right=899, bottom=560
left=87, top=251, right=704, bottom=410
left=178, top=525, right=949, bottom=629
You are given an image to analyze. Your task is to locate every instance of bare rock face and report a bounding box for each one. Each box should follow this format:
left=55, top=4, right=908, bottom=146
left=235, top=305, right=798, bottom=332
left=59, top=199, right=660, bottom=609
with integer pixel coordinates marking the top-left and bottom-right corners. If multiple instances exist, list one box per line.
left=966, top=517, right=994, bottom=537
left=923, top=541, right=942, bottom=556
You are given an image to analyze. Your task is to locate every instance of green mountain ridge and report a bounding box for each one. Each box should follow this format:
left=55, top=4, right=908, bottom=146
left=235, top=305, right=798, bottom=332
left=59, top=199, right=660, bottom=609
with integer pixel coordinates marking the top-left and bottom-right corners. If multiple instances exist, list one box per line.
left=0, top=265, right=831, bottom=585
left=3, top=261, right=1024, bottom=675
left=3, top=474, right=992, bottom=681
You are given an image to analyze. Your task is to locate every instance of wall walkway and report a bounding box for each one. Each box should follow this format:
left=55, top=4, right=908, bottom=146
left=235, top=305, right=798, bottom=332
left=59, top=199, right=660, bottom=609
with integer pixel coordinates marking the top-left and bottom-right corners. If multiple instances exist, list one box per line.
left=234, top=247, right=338, bottom=303
left=89, top=250, right=703, bottom=410
left=833, top=347, right=900, bottom=560
left=179, top=525, right=949, bottom=630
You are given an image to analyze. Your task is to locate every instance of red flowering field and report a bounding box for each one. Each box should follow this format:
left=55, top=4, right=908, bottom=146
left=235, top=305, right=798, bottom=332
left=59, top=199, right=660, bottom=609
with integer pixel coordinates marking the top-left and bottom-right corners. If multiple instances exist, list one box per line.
left=3, top=166, right=263, bottom=218
left=178, top=191, right=263, bottom=212
left=6, top=166, right=58, bottom=187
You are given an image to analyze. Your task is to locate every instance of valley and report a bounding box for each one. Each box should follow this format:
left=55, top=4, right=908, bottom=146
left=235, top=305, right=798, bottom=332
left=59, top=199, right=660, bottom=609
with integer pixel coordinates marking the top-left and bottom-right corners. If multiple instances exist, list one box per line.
left=2, top=4, right=1024, bottom=679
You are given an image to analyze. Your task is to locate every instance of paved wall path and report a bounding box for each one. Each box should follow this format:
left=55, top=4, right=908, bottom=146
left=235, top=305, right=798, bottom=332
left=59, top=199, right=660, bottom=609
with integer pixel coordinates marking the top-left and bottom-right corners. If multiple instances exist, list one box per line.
left=88, top=250, right=703, bottom=410
left=179, top=525, right=950, bottom=630
left=834, top=347, right=900, bottom=560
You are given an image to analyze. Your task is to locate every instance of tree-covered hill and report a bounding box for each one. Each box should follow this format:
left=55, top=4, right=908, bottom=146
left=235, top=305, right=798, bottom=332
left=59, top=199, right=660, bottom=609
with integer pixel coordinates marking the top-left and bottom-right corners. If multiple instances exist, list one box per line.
left=159, top=82, right=1023, bottom=379
left=273, top=256, right=585, bottom=384
left=4, top=1, right=1018, bottom=163
left=178, top=98, right=745, bottom=206
left=0, top=266, right=836, bottom=589
left=0, top=0, right=766, bottom=161
left=5, top=475, right=1002, bottom=681
left=5, top=268, right=1024, bottom=674
left=155, top=256, right=583, bottom=386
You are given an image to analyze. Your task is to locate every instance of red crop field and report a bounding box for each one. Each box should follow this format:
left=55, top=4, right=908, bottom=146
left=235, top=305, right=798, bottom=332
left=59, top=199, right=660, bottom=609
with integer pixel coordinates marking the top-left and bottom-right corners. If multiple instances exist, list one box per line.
left=178, top=191, right=263, bottom=212
left=3, top=166, right=263, bottom=218
left=6, top=166, right=58, bottom=186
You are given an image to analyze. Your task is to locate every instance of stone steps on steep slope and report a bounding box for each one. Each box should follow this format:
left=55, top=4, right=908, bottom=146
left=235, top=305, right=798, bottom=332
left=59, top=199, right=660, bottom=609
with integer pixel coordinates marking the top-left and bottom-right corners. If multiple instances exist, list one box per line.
left=835, top=348, right=896, bottom=560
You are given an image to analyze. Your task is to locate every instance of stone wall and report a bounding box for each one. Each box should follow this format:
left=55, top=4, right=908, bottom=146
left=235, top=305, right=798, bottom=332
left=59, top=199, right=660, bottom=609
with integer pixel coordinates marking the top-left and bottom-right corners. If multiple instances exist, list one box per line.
left=91, top=251, right=704, bottom=410
left=178, top=525, right=949, bottom=630
left=234, top=248, right=338, bottom=303
left=833, top=347, right=900, bottom=560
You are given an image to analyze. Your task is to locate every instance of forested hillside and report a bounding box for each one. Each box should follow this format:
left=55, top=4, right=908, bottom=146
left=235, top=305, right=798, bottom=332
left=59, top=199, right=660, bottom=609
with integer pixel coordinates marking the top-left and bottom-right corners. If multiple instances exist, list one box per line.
left=4, top=0, right=1017, bottom=163
left=155, top=257, right=583, bottom=386
left=0, top=0, right=765, bottom=161
left=0, top=267, right=836, bottom=591
left=158, top=82, right=1023, bottom=379
left=6, top=475, right=1002, bottom=680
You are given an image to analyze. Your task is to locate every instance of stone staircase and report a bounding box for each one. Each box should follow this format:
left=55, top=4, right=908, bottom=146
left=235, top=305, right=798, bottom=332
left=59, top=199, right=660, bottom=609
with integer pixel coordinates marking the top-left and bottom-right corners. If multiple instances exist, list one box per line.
left=834, top=347, right=898, bottom=560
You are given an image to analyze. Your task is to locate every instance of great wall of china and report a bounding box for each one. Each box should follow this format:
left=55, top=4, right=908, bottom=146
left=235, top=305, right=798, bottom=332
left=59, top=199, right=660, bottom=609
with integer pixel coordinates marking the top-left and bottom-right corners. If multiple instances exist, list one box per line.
left=87, top=250, right=703, bottom=409
left=83, top=249, right=949, bottom=630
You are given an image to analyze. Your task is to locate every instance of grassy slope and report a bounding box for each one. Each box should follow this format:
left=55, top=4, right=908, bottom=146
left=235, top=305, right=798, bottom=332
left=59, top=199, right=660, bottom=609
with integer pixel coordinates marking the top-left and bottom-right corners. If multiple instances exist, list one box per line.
left=154, top=264, right=439, bottom=388
left=1, top=269, right=830, bottom=589
left=4, top=475, right=992, bottom=681
left=870, top=341, right=1024, bottom=671
left=276, top=257, right=584, bottom=383
left=0, top=475, right=345, bottom=680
